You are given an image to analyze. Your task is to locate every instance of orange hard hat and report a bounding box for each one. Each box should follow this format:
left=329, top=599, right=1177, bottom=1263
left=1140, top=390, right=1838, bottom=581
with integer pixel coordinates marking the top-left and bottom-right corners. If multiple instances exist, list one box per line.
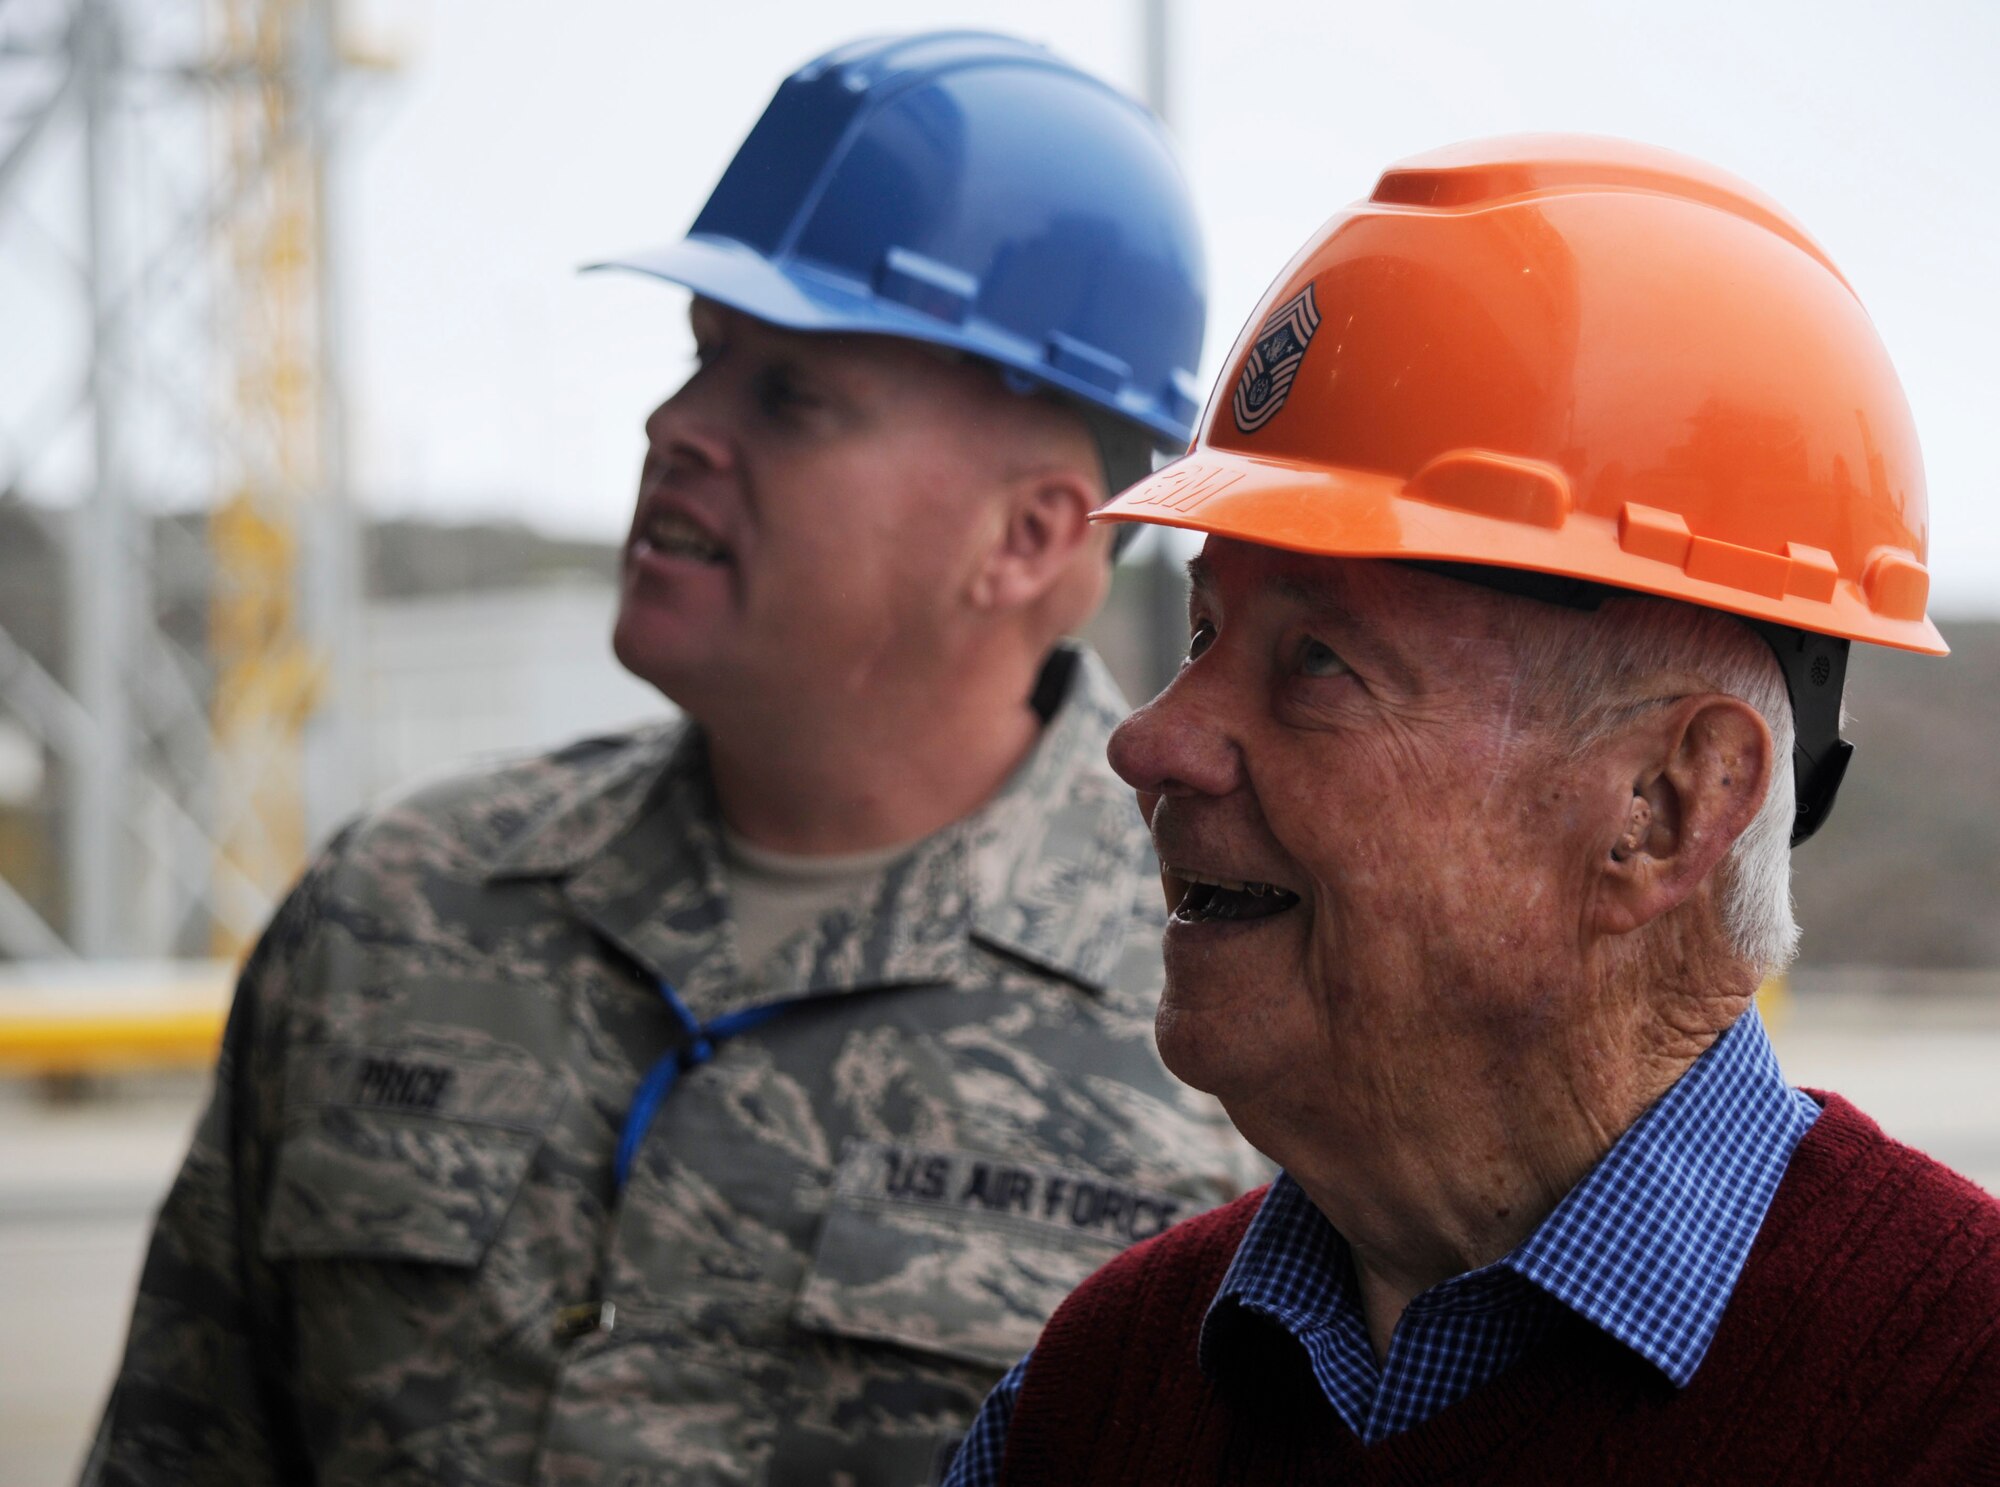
left=1104, top=134, right=1941, bottom=655
left=1100, top=134, right=1945, bottom=842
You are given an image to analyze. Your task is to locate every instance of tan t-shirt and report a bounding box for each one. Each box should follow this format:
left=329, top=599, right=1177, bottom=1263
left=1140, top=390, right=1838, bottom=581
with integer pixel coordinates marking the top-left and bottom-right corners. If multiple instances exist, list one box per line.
left=718, top=825, right=917, bottom=975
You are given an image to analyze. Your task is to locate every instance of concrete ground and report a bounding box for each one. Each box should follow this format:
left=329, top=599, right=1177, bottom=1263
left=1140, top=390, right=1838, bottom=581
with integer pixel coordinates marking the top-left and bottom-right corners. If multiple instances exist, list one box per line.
left=3, top=981, right=1998, bottom=1485
left=0, top=1075, right=210, bottom=1486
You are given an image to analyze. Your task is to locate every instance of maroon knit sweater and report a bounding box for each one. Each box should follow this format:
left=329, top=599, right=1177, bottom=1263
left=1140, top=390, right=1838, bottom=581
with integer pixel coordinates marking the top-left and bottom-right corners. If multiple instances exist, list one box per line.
left=998, top=1094, right=2000, bottom=1486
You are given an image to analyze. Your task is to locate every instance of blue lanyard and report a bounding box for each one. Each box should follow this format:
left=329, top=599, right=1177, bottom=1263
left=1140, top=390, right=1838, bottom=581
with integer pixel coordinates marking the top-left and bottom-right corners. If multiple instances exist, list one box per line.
left=614, top=981, right=789, bottom=1190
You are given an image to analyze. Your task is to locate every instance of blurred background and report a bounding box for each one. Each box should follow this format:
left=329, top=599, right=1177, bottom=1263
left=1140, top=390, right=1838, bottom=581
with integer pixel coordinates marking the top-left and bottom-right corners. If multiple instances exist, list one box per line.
left=2, top=0, right=1996, bottom=1478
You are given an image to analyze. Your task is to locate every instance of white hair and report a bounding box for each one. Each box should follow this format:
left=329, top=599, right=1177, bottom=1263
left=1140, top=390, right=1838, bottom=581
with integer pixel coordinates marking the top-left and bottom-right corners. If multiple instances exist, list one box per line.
left=1511, top=595, right=1800, bottom=977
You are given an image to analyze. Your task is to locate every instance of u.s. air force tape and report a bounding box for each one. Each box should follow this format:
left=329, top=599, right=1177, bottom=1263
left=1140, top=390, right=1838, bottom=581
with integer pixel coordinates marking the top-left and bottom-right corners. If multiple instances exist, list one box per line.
left=837, top=1139, right=1188, bottom=1246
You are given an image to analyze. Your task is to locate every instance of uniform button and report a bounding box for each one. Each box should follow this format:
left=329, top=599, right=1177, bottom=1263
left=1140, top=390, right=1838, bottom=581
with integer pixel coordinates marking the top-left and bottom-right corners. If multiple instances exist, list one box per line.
left=553, top=1299, right=617, bottom=1343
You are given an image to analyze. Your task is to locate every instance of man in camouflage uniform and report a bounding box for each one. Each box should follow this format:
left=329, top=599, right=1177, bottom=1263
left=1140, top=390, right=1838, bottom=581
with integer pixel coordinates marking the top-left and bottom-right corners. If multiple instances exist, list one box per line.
left=85, top=32, right=1256, bottom=1487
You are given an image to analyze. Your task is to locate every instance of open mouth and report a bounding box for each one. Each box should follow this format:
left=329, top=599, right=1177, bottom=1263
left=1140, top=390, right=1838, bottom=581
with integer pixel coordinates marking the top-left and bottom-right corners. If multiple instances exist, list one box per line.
left=1164, top=866, right=1301, bottom=924
left=636, top=508, right=732, bottom=566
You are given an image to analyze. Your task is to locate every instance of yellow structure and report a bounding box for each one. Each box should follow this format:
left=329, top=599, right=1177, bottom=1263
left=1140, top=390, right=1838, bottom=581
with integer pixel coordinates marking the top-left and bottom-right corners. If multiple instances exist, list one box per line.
left=1757, top=974, right=1790, bottom=1034
left=205, top=0, right=333, bottom=956
left=0, top=962, right=231, bottom=1075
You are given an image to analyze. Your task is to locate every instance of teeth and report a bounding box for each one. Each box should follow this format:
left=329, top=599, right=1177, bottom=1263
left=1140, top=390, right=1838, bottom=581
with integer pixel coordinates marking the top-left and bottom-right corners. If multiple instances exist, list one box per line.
left=1166, top=865, right=1301, bottom=925
left=643, top=511, right=728, bottom=562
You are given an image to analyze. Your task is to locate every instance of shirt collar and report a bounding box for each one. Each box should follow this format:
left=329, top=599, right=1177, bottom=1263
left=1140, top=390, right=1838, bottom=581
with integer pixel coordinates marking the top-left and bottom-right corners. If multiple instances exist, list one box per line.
left=1196, top=1168, right=1364, bottom=1420
left=479, top=644, right=1144, bottom=1017
left=1202, top=1168, right=1351, bottom=1359
left=1505, top=1003, right=1819, bottom=1384
left=1201, top=1005, right=1818, bottom=1390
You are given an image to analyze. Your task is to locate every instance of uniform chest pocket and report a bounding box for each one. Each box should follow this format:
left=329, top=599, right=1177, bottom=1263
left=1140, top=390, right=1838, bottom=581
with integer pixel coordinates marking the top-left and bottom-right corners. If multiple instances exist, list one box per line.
left=793, top=1138, right=1195, bottom=1371
left=261, top=1044, right=564, bottom=1267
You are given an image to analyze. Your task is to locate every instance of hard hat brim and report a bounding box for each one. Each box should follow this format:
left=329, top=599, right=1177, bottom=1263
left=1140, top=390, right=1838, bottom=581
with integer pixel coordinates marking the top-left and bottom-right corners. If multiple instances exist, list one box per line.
left=1096, top=451, right=1949, bottom=656
left=589, top=236, right=838, bottom=337
left=586, top=236, right=1189, bottom=448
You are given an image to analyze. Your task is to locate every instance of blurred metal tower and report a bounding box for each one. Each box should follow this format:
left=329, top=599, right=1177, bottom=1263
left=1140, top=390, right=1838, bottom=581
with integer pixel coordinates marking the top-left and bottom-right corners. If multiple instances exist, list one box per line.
left=1135, top=0, right=1193, bottom=700
left=207, top=0, right=359, bottom=955
left=0, top=0, right=360, bottom=960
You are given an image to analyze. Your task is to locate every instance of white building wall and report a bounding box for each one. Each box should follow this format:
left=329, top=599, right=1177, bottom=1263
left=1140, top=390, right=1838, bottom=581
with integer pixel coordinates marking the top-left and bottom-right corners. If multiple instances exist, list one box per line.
left=360, top=583, right=670, bottom=806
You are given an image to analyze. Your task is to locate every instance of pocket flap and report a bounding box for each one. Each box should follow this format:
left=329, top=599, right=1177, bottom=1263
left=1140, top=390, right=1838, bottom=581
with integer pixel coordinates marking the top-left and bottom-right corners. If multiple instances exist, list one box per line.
left=262, top=1045, right=563, bottom=1267
left=794, top=1139, right=1193, bottom=1371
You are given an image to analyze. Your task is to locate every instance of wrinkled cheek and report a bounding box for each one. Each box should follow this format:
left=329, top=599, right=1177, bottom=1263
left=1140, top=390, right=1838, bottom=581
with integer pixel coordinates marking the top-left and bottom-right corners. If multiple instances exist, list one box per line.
left=1299, top=896, right=1374, bottom=1021
left=1304, top=864, right=1457, bottom=1007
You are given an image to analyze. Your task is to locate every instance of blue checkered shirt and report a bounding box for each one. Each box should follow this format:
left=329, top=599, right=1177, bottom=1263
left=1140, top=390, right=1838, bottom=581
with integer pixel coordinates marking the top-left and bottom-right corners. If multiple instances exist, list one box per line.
left=943, top=1006, right=1818, bottom=1483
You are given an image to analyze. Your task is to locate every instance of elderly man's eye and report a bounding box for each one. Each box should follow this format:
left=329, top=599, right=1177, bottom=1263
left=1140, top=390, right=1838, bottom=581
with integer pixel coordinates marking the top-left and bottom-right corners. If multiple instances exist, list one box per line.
left=1299, top=638, right=1350, bottom=678
left=1186, top=621, right=1217, bottom=663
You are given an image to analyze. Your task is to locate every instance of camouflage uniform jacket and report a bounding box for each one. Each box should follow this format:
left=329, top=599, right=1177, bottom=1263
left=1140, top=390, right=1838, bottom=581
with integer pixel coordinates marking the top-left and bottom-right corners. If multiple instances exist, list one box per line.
left=85, top=645, right=1260, bottom=1487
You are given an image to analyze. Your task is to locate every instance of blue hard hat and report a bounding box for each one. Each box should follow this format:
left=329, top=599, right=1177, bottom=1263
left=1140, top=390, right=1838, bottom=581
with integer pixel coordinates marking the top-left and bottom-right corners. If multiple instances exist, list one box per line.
left=590, top=32, right=1207, bottom=448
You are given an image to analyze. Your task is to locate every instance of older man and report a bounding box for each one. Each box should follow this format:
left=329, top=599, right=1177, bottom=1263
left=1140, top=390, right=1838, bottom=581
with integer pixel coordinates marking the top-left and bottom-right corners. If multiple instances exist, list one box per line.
left=86, top=34, right=1258, bottom=1487
left=946, top=137, right=2000, bottom=1485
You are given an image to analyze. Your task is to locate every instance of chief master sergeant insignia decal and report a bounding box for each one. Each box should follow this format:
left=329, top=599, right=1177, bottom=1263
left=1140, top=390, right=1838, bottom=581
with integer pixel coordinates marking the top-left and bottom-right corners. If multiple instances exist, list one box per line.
left=1232, top=282, right=1322, bottom=433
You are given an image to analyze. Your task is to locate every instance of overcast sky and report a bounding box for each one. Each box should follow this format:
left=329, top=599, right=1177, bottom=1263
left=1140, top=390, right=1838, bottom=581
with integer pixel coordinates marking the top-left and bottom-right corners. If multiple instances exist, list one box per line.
left=329, top=0, right=1997, bottom=613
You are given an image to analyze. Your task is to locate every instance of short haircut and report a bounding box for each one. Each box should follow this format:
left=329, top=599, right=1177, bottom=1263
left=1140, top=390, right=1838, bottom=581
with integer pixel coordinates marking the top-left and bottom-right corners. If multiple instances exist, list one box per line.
left=1068, top=399, right=1162, bottom=500
left=1509, top=595, right=1800, bottom=977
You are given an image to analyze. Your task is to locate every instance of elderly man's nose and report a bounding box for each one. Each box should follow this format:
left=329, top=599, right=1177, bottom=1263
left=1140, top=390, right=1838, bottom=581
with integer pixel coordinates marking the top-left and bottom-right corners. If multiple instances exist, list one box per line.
left=1107, top=684, right=1241, bottom=800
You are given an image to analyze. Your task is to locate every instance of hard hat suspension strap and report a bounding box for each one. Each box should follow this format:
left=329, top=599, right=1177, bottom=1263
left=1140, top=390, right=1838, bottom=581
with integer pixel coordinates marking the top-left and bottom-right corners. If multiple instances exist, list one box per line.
left=1738, top=620, right=1851, bottom=848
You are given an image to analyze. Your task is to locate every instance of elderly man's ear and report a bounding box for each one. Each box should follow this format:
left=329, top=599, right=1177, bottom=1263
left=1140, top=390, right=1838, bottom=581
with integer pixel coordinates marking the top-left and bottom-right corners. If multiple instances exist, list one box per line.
left=1590, top=695, right=1774, bottom=939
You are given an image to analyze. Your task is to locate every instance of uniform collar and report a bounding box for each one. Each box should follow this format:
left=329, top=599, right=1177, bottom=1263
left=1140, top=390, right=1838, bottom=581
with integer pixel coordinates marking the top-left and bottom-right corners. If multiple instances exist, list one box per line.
left=482, top=645, right=1141, bottom=1022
